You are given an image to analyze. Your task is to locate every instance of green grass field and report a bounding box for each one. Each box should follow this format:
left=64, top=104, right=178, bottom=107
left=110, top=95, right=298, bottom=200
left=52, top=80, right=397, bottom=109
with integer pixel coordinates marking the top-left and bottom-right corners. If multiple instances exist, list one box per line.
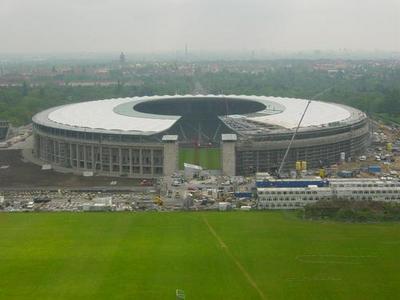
left=1, top=212, right=400, bottom=299
left=179, top=148, right=221, bottom=169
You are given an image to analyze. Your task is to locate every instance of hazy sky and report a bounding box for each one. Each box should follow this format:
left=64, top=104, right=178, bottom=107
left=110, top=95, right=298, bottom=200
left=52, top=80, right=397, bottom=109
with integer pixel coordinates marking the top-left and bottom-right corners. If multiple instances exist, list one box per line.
left=1, top=0, right=399, bottom=53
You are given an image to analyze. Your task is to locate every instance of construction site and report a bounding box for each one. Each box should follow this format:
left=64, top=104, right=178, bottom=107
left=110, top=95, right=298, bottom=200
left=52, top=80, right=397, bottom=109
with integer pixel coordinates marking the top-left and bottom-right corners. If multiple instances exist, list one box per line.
left=1, top=95, right=400, bottom=212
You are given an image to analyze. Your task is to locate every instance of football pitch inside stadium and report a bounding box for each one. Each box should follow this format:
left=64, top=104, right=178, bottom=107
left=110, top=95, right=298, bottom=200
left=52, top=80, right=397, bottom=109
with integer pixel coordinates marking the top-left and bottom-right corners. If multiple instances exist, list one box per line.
left=1, top=212, right=400, bottom=299
left=179, top=148, right=221, bottom=170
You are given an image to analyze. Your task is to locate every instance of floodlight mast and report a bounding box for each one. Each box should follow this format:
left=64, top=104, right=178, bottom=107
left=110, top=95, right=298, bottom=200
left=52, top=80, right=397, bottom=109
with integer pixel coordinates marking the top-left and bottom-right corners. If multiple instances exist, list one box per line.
left=277, top=99, right=312, bottom=176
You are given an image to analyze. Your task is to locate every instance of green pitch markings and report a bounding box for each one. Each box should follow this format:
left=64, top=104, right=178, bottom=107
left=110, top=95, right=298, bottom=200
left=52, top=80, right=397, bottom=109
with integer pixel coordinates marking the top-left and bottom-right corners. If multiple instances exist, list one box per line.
left=202, top=215, right=267, bottom=299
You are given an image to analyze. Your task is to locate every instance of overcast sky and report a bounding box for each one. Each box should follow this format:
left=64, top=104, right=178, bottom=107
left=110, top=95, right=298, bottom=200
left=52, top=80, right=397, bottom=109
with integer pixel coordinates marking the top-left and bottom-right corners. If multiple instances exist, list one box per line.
left=1, top=0, right=399, bottom=53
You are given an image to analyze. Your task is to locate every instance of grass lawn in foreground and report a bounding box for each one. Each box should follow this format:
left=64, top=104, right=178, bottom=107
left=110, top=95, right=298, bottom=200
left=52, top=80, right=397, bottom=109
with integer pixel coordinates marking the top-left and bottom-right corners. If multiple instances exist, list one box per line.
left=179, top=148, right=221, bottom=170
left=1, top=211, right=400, bottom=299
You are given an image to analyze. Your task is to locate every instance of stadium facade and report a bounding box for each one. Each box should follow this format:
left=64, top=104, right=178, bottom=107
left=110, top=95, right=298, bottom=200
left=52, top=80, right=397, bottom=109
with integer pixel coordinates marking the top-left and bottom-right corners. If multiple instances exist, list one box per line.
left=32, top=95, right=370, bottom=177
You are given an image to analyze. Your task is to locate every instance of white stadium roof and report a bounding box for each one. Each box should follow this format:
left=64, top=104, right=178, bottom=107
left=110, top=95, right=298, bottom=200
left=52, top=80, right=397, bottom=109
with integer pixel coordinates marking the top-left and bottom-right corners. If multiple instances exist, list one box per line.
left=47, top=98, right=178, bottom=133
left=33, top=95, right=365, bottom=135
left=247, top=97, right=351, bottom=129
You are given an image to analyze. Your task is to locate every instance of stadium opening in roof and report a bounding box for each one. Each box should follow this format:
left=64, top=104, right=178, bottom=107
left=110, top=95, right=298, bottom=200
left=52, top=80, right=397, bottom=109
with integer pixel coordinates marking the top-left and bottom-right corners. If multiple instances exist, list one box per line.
left=32, top=95, right=370, bottom=178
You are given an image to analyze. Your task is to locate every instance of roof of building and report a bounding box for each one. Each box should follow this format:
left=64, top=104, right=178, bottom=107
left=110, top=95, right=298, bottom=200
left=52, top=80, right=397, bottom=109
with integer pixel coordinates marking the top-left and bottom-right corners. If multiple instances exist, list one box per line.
left=32, top=95, right=366, bottom=135
left=221, top=134, right=238, bottom=141
left=162, top=135, right=179, bottom=141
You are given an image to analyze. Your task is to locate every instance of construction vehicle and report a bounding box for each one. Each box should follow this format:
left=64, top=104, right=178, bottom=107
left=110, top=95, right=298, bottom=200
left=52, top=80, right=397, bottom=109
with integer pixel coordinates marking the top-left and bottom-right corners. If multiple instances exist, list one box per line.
left=153, top=196, right=163, bottom=206
left=140, top=179, right=153, bottom=186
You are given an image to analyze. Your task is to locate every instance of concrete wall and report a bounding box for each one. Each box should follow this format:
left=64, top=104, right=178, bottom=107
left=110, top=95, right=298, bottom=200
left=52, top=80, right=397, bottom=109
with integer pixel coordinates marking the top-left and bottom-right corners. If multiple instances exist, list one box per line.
left=163, top=141, right=178, bottom=176
left=34, top=132, right=165, bottom=178
left=221, top=141, right=236, bottom=176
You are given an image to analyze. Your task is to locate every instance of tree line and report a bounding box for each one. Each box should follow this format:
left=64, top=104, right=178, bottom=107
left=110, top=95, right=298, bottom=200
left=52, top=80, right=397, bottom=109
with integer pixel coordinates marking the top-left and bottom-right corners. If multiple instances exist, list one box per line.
left=0, top=63, right=399, bottom=126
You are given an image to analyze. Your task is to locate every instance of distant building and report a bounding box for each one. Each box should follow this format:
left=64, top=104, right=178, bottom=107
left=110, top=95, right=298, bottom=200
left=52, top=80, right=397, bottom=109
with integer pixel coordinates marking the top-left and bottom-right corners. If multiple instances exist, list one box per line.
left=257, top=178, right=400, bottom=209
left=81, top=196, right=113, bottom=212
left=119, top=52, right=126, bottom=64
left=0, top=120, right=9, bottom=141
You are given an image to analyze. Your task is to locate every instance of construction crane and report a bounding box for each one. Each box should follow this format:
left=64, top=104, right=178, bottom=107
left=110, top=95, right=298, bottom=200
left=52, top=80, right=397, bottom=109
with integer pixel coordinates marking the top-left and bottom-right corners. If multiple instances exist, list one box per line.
left=277, top=100, right=312, bottom=176
left=277, top=88, right=332, bottom=177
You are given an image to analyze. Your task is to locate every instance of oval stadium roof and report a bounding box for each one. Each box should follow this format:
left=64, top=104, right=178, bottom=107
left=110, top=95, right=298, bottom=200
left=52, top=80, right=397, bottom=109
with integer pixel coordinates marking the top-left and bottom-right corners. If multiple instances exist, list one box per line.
left=33, top=95, right=365, bottom=135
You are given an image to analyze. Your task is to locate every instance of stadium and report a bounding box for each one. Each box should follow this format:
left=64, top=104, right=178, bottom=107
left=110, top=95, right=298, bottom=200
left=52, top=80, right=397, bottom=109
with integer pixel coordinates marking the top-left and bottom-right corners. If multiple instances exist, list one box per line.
left=32, top=95, right=369, bottom=177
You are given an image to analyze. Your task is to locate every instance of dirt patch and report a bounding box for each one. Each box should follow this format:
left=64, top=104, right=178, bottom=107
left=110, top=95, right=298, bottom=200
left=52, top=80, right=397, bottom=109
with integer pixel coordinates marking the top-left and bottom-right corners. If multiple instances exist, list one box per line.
left=0, top=150, right=140, bottom=188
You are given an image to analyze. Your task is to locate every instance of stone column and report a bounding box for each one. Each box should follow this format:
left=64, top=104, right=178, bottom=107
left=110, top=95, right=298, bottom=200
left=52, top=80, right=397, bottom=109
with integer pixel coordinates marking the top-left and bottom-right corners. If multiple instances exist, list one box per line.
left=69, top=143, right=73, bottom=168
left=76, top=144, right=80, bottom=169
left=129, top=148, right=133, bottom=176
left=150, top=149, right=154, bottom=176
left=58, top=142, right=62, bottom=165
left=91, top=145, right=95, bottom=170
left=162, top=135, right=178, bottom=176
left=33, top=135, right=39, bottom=158
left=221, top=134, right=237, bottom=176
left=139, top=149, right=143, bottom=175
left=99, top=146, right=103, bottom=171
left=119, top=147, right=122, bottom=173
left=53, top=140, right=56, bottom=163
left=83, top=145, right=87, bottom=169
